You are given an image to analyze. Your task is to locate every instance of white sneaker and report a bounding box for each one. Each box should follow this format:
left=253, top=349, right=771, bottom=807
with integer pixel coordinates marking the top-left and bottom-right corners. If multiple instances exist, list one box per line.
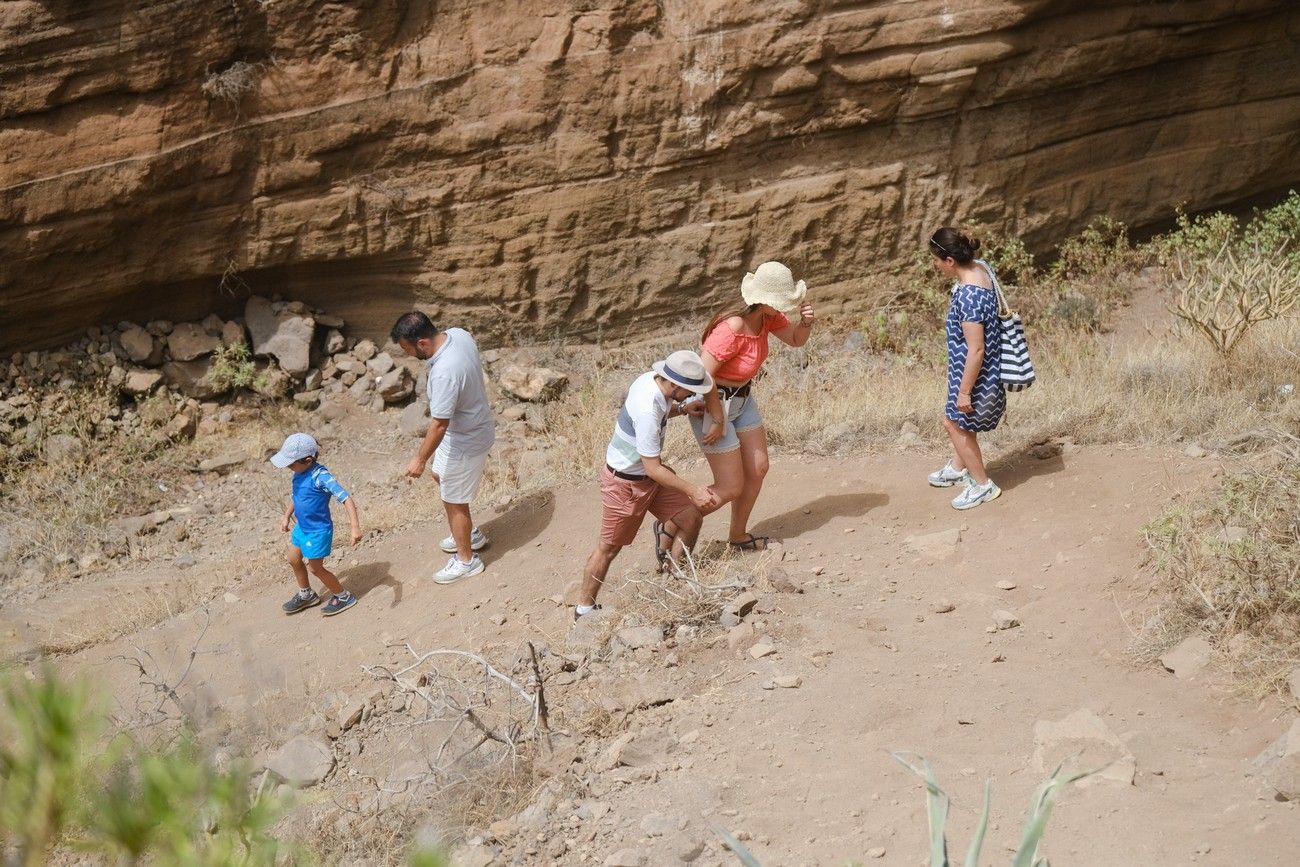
left=928, top=461, right=970, bottom=487
left=433, top=554, right=485, bottom=584
left=952, top=478, right=1002, bottom=510
left=439, top=527, right=489, bottom=554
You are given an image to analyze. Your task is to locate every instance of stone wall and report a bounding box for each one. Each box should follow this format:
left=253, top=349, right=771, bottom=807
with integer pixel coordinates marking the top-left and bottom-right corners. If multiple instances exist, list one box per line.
left=3, top=0, right=1299, bottom=351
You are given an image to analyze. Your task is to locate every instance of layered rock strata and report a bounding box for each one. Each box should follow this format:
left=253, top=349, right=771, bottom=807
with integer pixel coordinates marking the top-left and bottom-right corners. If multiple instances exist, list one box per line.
left=3, top=0, right=1299, bottom=351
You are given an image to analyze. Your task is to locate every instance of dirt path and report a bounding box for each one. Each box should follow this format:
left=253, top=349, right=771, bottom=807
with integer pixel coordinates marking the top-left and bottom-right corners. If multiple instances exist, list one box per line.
left=10, top=431, right=1296, bottom=864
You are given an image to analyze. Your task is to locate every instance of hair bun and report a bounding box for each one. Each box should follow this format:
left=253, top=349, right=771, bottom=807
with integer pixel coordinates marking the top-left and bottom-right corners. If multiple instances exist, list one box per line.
left=969, top=237, right=981, bottom=253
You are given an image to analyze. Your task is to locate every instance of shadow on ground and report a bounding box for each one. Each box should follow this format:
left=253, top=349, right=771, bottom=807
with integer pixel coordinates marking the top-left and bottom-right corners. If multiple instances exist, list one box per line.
left=481, top=489, right=556, bottom=564
left=989, top=444, right=1067, bottom=492
left=344, top=561, right=402, bottom=607
left=753, top=491, right=889, bottom=540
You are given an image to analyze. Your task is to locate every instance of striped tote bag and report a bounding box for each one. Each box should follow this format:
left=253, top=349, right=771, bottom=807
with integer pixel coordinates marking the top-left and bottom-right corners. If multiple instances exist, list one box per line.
left=977, top=260, right=1036, bottom=391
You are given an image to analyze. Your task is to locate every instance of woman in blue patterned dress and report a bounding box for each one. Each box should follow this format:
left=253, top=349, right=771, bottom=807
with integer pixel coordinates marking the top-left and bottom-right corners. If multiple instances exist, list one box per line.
left=925, top=227, right=1005, bottom=510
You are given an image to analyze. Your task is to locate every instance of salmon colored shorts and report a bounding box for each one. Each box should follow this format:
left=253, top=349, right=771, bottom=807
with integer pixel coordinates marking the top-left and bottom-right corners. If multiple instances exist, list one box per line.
left=599, top=466, right=693, bottom=547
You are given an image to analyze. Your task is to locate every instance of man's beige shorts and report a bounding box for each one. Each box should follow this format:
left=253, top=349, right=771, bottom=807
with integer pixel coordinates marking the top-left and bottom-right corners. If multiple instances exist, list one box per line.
left=432, top=445, right=489, bottom=504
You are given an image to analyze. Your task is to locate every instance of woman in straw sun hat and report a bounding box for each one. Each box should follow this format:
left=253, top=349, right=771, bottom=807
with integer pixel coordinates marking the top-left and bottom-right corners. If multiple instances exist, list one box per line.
left=685, top=261, right=815, bottom=552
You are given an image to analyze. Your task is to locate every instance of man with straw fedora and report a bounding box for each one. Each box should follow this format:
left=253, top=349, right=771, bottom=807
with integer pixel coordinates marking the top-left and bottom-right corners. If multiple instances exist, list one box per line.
left=573, top=350, right=722, bottom=619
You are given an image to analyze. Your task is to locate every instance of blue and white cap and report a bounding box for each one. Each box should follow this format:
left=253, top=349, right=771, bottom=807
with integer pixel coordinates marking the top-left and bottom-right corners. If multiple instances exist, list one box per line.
left=270, top=432, right=319, bottom=468
left=651, top=350, right=714, bottom=395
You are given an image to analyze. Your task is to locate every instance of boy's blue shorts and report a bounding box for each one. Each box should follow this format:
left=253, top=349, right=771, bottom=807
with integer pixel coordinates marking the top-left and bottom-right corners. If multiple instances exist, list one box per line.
left=290, top=525, right=333, bottom=559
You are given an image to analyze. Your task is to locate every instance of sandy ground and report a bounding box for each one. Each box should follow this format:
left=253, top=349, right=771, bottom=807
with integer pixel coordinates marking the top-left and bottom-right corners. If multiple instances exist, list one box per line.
left=5, top=416, right=1298, bottom=865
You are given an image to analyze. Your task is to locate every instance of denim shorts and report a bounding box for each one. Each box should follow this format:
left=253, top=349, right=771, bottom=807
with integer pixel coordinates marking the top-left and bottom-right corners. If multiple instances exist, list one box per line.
left=291, top=524, right=333, bottom=559
left=688, top=392, right=763, bottom=454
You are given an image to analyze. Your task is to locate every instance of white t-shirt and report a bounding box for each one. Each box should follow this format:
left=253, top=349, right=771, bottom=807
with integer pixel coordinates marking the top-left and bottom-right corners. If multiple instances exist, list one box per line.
left=605, top=371, right=669, bottom=477
left=425, top=328, right=496, bottom=458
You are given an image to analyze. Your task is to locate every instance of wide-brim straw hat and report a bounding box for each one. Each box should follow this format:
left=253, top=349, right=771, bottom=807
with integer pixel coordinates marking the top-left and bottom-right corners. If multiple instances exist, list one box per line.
left=741, top=261, right=807, bottom=313
left=651, top=350, right=714, bottom=395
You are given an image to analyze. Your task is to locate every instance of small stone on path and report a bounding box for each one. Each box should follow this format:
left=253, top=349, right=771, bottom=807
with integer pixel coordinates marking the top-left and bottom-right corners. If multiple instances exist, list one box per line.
left=995, top=579, right=1018, bottom=590
left=774, top=675, right=802, bottom=689
left=993, top=610, right=1019, bottom=630
left=749, top=642, right=776, bottom=659
left=932, top=598, right=955, bottom=614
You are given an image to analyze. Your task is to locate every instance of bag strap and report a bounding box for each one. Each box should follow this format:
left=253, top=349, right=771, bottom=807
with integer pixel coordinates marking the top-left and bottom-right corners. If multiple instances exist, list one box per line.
left=976, top=258, right=1014, bottom=318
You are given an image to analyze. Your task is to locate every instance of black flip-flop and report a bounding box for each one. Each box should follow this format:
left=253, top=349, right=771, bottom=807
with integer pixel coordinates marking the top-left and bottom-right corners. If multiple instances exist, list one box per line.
left=652, top=520, right=676, bottom=568
left=728, top=533, right=771, bottom=552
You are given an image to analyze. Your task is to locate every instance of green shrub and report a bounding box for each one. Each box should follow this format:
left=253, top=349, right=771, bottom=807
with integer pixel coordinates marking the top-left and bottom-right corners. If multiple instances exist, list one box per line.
left=210, top=341, right=268, bottom=392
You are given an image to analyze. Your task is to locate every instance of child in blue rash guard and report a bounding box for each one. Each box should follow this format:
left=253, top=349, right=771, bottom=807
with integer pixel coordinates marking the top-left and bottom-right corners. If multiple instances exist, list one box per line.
left=270, top=433, right=363, bottom=616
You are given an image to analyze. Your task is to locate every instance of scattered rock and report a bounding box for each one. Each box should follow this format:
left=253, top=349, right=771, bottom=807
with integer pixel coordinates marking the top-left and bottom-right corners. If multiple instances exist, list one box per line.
left=1184, top=443, right=1207, bottom=458
left=598, top=674, right=679, bottom=713
left=867, top=847, right=887, bottom=859
left=774, top=675, right=802, bottom=689
left=905, top=527, right=961, bottom=559
left=123, top=368, right=164, bottom=395
left=1033, top=708, right=1136, bottom=786
left=615, top=626, right=663, bottom=650
left=352, top=339, right=378, bottom=361
left=1159, top=635, right=1213, bottom=680
left=768, top=567, right=801, bottom=593
left=726, top=591, right=759, bottom=619
left=604, top=849, right=647, bottom=867
left=167, top=322, right=221, bottom=361
left=726, top=622, right=756, bottom=651
left=199, top=453, right=245, bottom=473
left=498, top=365, right=569, bottom=402
left=932, top=598, right=956, bottom=614
left=451, top=843, right=498, bottom=867
left=566, top=607, right=620, bottom=656
left=45, top=433, right=83, bottom=463
left=245, top=296, right=315, bottom=377
left=992, top=610, right=1020, bottom=630
left=166, top=411, right=197, bottom=440
left=400, top=400, right=430, bottom=438
left=173, top=553, right=196, bottom=569
left=367, top=351, right=396, bottom=375
left=221, top=320, right=246, bottom=346
left=1253, top=717, right=1300, bottom=801
left=260, top=735, right=335, bottom=787
left=749, top=642, right=776, bottom=659
left=665, top=832, right=706, bottom=863
left=995, top=579, right=1018, bottom=590
left=324, top=328, right=345, bottom=354
left=640, top=812, right=686, bottom=837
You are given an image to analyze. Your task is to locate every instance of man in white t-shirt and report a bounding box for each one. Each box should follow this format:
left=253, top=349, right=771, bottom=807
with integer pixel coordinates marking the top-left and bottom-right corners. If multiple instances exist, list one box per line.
left=392, top=311, right=497, bottom=584
left=574, top=350, right=721, bottom=619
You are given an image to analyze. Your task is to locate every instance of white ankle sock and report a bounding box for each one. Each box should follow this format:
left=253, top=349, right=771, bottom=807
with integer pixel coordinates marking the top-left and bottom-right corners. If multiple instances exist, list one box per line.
left=575, top=604, right=595, bottom=616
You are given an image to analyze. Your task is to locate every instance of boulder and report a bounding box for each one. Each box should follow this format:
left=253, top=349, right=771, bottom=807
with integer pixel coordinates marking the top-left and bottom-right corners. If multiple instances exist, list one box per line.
left=123, top=368, right=163, bottom=395
left=260, top=735, right=335, bottom=788
left=323, top=328, right=345, bottom=355
left=352, top=339, right=378, bottom=361
left=245, top=296, right=314, bottom=377
left=166, top=322, right=220, bottom=361
left=400, top=400, right=430, bottom=437
left=200, top=313, right=225, bottom=335
left=377, top=367, right=414, bottom=404
left=498, top=365, right=568, bottom=402
left=220, top=320, right=246, bottom=347
left=367, top=351, right=396, bottom=375
left=1159, top=635, right=1213, bottom=680
left=120, top=326, right=162, bottom=366
left=162, top=359, right=228, bottom=400
left=1032, top=708, right=1135, bottom=786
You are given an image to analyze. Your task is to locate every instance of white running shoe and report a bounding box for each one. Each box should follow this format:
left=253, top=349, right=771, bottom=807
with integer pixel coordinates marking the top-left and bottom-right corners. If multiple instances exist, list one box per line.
left=439, top=527, right=489, bottom=554
left=433, top=554, right=485, bottom=584
left=928, top=461, right=970, bottom=488
left=952, top=478, right=1002, bottom=510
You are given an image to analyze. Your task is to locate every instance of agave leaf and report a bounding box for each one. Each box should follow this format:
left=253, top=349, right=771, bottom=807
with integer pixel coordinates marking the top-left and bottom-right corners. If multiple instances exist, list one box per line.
left=1012, top=762, right=1098, bottom=867
left=712, top=823, right=763, bottom=867
left=890, top=752, right=950, bottom=867
left=962, top=779, right=991, bottom=867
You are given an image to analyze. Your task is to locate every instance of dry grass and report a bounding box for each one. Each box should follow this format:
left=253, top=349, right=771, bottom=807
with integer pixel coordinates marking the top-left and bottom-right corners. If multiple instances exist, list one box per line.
left=1138, top=434, right=1300, bottom=696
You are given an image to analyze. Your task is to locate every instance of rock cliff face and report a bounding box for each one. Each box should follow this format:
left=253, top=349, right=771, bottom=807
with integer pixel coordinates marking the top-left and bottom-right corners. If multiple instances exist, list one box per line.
left=3, top=0, right=1299, bottom=351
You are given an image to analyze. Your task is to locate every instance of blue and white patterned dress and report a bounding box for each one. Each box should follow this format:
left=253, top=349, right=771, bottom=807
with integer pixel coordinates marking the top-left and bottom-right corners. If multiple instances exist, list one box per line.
left=945, top=284, right=1005, bottom=432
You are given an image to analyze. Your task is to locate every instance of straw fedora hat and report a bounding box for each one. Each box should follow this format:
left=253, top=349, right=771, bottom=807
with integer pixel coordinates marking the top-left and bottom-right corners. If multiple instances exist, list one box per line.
left=741, top=261, right=807, bottom=313
left=651, top=350, right=714, bottom=395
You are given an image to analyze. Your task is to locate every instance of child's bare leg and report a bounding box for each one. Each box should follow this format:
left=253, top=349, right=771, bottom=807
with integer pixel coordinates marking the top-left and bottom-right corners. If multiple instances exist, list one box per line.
left=289, top=546, right=311, bottom=590
left=307, top=559, right=346, bottom=596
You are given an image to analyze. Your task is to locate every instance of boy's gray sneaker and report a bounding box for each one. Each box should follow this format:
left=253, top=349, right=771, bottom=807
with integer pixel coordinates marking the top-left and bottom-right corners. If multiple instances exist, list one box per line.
left=439, top=527, right=489, bottom=554
left=321, top=592, right=357, bottom=616
left=283, top=589, right=321, bottom=614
